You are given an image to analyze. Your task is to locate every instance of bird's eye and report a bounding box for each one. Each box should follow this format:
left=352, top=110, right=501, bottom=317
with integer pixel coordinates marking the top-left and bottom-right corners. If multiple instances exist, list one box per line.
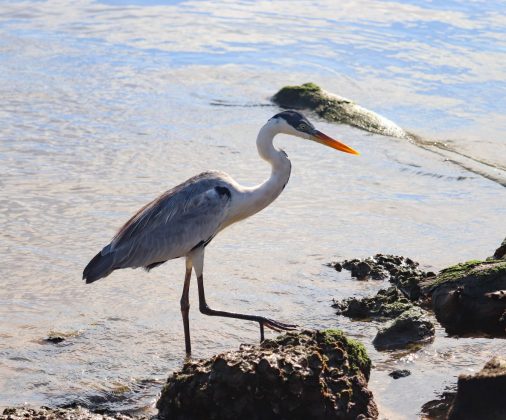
left=298, top=123, right=307, bottom=131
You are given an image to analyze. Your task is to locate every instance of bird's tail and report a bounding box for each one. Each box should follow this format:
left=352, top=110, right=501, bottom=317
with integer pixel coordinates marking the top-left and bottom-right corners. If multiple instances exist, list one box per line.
left=83, top=249, right=115, bottom=284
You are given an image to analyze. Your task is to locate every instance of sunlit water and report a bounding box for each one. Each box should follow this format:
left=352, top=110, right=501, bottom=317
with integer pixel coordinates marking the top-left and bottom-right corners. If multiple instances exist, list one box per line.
left=0, top=1, right=505, bottom=418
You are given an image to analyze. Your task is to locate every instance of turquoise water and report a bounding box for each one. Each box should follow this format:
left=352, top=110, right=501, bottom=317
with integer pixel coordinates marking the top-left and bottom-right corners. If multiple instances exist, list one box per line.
left=1, top=1, right=505, bottom=418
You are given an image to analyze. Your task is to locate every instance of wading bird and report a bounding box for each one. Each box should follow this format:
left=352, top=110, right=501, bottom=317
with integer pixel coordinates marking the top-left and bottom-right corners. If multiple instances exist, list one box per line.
left=83, top=110, right=359, bottom=354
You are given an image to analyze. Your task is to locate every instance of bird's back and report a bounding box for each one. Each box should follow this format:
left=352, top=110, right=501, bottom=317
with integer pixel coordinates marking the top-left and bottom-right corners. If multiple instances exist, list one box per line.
left=83, top=171, right=234, bottom=283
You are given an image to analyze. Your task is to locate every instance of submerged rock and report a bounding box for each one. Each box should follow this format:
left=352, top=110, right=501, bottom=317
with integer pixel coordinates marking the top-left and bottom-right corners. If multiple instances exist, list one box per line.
left=428, top=260, right=506, bottom=336
left=156, top=330, right=378, bottom=420
left=447, top=356, right=506, bottom=420
left=333, top=287, right=413, bottom=320
left=45, top=334, right=66, bottom=344
left=372, top=307, right=435, bottom=350
left=272, top=83, right=408, bottom=139
left=388, top=369, right=411, bottom=379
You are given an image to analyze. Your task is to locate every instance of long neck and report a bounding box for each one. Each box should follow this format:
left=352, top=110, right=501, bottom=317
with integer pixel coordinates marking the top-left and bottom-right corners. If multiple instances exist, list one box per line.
left=228, top=123, right=291, bottom=223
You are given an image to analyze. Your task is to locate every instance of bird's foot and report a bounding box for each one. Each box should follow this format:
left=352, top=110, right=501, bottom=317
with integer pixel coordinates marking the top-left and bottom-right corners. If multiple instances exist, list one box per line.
left=259, top=317, right=298, bottom=342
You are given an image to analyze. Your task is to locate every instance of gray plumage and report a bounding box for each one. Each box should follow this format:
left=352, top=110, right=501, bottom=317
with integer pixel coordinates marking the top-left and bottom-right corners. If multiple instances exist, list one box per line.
left=83, top=171, right=233, bottom=283
left=82, top=110, right=358, bottom=353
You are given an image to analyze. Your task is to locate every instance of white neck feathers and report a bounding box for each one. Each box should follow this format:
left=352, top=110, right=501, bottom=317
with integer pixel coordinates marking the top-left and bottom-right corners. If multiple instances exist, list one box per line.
left=226, top=120, right=291, bottom=224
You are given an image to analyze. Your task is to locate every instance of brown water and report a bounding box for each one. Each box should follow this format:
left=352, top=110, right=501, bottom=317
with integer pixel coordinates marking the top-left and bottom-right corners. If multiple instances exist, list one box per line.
left=1, top=1, right=505, bottom=418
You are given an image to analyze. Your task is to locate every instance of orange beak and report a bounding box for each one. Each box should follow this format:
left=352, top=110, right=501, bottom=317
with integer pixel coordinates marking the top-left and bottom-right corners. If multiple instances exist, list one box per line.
left=313, top=130, right=360, bottom=155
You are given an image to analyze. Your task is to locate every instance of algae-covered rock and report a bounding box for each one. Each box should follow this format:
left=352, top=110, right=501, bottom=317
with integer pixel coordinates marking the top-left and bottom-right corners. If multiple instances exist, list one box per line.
left=447, top=356, right=506, bottom=420
left=330, top=254, right=432, bottom=302
left=372, top=307, right=435, bottom=350
left=272, top=83, right=408, bottom=138
left=156, top=330, right=378, bottom=420
left=333, top=287, right=413, bottom=320
left=429, top=260, right=506, bottom=336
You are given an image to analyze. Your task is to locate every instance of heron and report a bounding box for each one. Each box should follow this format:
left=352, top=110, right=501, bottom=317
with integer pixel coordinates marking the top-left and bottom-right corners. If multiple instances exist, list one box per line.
left=83, top=110, right=359, bottom=354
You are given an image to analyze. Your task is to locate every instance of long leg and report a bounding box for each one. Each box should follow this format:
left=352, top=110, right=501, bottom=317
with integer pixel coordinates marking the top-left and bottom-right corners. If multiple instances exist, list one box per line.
left=192, top=249, right=296, bottom=342
left=191, top=248, right=297, bottom=341
left=196, top=274, right=296, bottom=341
left=180, top=259, right=192, bottom=354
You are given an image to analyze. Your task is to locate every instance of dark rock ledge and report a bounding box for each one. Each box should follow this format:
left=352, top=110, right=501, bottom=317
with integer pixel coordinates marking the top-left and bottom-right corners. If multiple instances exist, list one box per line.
left=331, top=238, right=506, bottom=341
left=421, top=356, right=506, bottom=420
left=157, top=329, right=378, bottom=420
left=428, top=259, right=506, bottom=336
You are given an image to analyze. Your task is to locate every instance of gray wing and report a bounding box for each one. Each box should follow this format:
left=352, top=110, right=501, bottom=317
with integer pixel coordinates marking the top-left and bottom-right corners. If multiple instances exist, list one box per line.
left=105, top=171, right=233, bottom=269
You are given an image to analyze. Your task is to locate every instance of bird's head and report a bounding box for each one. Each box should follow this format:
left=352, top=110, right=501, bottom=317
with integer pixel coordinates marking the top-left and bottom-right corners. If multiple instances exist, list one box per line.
left=269, top=110, right=359, bottom=155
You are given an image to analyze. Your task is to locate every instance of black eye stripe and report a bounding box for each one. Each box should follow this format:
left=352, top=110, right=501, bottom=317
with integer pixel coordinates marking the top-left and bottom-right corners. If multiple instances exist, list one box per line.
left=272, top=110, right=315, bottom=132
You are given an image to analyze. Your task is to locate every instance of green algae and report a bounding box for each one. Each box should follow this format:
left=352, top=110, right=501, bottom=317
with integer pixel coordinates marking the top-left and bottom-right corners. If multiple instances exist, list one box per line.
left=320, top=329, right=371, bottom=380
left=334, top=286, right=415, bottom=321
left=434, top=260, right=506, bottom=286
left=373, top=307, right=435, bottom=350
left=272, top=82, right=408, bottom=138
left=157, top=329, right=377, bottom=420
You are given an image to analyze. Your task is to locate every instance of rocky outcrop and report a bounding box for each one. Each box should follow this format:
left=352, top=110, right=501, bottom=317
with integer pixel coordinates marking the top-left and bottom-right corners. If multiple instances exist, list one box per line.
left=447, top=356, right=506, bottom=420
left=372, top=307, right=435, bottom=350
left=333, top=287, right=413, bottom=320
left=156, top=330, right=378, bottom=420
left=428, top=260, right=506, bottom=336
left=331, top=255, right=436, bottom=350
left=329, top=254, right=434, bottom=302
left=272, top=83, right=408, bottom=139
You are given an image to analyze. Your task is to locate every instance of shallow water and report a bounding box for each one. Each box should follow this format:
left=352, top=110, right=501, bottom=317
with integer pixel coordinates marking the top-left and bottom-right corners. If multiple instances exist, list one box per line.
left=0, top=0, right=505, bottom=418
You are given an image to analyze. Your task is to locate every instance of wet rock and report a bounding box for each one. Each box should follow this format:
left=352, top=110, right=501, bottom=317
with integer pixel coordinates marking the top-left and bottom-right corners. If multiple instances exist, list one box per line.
left=420, top=391, right=456, bottom=420
left=272, top=83, right=409, bottom=139
left=333, top=287, right=413, bottom=320
left=45, top=335, right=66, bottom=344
left=372, top=307, right=435, bottom=350
left=447, top=356, right=506, bottom=420
left=338, top=257, right=388, bottom=280
left=388, top=369, right=411, bottom=379
left=428, top=260, right=506, bottom=336
left=352, top=261, right=372, bottom=280
left=0, top=406, right=142, bottom=420
left=493, top=237, right=506, bottom=259
left=156, top=330, right=378, bottom=420
left=330, top=254, right=431, bottom=302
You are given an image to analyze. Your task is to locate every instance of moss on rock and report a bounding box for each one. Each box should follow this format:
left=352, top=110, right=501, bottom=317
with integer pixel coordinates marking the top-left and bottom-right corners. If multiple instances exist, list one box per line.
left=372, top=307, right=435, bottom=351
left=272, top=83, right=408, bottom=138
left=432, top=260, right=503, bottom=285
left=156, top=330, right=378, bottom=420
left=333, top=287, right=414, bottom=320
left=429, top=259, right=506, bottom=336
